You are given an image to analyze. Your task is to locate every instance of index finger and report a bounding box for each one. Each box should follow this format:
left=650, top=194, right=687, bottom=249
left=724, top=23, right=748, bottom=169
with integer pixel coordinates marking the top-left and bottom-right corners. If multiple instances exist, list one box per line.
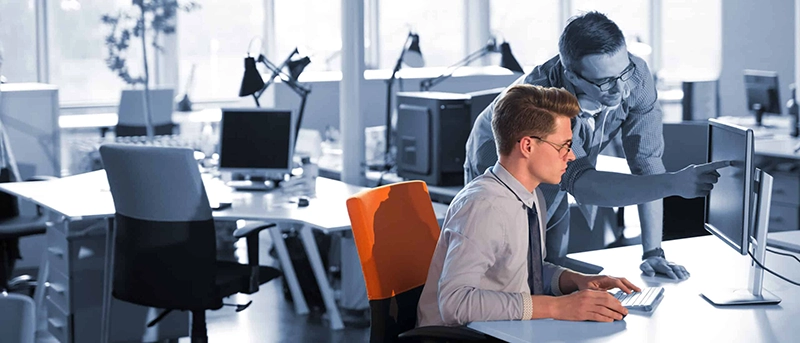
left=619, top=277, right=641, bottom=293
left=697, top=160, right=732, bottom=172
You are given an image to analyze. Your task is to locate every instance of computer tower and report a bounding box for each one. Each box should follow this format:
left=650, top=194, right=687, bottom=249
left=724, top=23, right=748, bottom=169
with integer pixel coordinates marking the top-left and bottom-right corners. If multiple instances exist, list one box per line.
left=396, top=92, right=472, bottom=186
left=465, top=87, right=504, bottom=125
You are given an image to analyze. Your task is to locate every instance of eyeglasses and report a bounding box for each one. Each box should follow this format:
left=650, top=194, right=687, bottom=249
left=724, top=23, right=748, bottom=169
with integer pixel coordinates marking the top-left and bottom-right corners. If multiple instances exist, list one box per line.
left=573, top=60, right=636, bottom=92
left=527, top=136, right=573, bottom=158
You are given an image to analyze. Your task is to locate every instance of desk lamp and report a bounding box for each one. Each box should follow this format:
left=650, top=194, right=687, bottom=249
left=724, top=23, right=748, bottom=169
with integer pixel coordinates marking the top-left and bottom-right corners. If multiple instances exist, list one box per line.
left=239, top=44, right=312, bottom=145
left=419, top=38, right=523, bottom=92
left=384, top=32, right=424, bottom=169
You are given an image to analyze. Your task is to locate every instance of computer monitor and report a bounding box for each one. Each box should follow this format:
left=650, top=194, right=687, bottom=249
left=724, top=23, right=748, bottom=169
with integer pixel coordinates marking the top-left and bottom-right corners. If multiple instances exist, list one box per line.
left=701, top=118, right=780, bottom=305
left=218, top=108, right=295, bottom=182
left=744, top=69, right=781, bottom=127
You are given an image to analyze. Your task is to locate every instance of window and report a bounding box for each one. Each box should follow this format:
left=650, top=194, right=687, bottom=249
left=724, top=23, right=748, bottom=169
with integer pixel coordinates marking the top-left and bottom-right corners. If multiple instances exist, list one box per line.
left=0, top=0, right=38, bottom=82
left=571, top=0, right=652, bottom=66
left=490, top=0, right=561, bottom=67
left=378, top=0, right=464, bottom=69
left=50, top=0, right=154, bottom=105
left=659, top=0, right=721, bottom=81
left=274, top=0, right=341, bottom=73
left=177, top=0, right=264, bottom=101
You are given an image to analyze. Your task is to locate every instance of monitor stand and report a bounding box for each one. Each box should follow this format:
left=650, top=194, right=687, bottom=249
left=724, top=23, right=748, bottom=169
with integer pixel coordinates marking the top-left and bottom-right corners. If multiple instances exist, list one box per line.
left=227, top=175, right=280, bottom=191
left=702, top=169, right=781, bottom=305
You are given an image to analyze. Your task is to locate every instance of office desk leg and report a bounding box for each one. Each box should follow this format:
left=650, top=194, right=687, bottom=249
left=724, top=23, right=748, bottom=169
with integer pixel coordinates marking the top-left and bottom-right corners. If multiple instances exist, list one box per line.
left=268, top=225, right=309, bottom=315
left=298, top=224, right=344, bottom=330
left=100, top=217, right=115, bottom=343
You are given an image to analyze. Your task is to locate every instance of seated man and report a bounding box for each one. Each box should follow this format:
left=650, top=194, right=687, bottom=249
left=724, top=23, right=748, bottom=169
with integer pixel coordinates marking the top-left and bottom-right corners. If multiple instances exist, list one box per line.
left=418, top=84, right=639, bottom=326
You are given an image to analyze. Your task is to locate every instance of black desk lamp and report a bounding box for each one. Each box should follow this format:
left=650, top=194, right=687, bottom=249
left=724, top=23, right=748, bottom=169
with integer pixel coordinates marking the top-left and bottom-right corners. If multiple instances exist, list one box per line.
left=419, top=38, right=524, bottom=92
left=384, top=32, right=424, bottom=167
left=239, top=47, right=312, bottom=145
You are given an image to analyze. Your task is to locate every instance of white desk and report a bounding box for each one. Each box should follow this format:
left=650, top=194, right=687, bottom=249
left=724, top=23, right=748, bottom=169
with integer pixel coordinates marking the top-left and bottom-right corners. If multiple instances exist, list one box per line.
left=0, top=171, right=448, bottom=340
left=468, top=236, right=800, bottom=343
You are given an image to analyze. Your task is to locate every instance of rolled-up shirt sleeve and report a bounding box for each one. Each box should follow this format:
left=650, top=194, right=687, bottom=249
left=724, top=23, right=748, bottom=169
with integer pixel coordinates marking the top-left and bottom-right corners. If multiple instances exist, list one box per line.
left=560, top=118, right=596, bottom=194
left=437, top=199, right=529, bottom=325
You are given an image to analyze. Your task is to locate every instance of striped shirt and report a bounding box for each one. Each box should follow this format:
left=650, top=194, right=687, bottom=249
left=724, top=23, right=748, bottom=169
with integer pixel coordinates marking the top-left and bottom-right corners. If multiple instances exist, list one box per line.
left=464, top=53, right=666, bottom=228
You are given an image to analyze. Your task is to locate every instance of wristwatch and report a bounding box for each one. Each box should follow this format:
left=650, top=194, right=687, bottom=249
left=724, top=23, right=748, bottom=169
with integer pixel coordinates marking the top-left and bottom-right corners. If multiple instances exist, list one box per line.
left=642, top=247, right=665, bottom=260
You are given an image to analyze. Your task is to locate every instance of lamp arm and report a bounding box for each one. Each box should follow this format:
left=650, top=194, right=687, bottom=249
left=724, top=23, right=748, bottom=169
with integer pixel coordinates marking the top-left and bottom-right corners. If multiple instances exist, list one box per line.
left=419, top=47, right=490, bottom=91
left=255, top=49, right=299, bottom=98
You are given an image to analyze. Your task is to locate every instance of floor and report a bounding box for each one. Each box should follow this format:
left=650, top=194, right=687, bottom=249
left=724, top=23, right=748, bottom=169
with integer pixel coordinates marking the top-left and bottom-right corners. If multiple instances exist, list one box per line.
left=31, top=229, right=371, bottom=343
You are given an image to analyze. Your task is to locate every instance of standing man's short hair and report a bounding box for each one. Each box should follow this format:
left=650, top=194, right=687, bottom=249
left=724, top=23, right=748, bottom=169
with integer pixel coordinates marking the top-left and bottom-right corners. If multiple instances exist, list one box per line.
left=492, top=84, right=580, bottom=156
left=558, top=11, right=626, bottom=73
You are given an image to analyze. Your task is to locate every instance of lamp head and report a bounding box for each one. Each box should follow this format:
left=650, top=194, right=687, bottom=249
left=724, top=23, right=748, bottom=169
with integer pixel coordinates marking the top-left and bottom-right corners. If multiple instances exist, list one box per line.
left=287, top=56, right=311, bottom=81
left=239, top=55, right=265, bottom=97
left=403, top=33, right=425, bottom=68
left=499, top=42, right=524, bottom=74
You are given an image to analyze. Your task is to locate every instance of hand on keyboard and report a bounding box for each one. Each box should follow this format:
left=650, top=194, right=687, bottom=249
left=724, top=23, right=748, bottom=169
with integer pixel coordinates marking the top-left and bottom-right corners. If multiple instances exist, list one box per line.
left=611, top=287, right=665, bottom=312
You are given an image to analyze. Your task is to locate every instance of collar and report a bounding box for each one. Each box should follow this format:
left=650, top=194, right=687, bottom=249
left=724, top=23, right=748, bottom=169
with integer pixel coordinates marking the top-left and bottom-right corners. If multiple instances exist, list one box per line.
left=489, top=162, right=536, bottom=209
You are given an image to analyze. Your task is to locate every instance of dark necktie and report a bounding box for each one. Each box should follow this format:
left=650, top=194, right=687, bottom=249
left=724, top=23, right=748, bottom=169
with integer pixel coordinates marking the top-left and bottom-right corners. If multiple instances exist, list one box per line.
left=528, top=205, right=544, bottom=295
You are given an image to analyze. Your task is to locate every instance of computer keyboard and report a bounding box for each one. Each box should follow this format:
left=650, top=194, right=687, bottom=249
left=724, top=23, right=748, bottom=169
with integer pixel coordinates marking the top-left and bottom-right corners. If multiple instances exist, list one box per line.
left=612, top=286, right=664, bottom=312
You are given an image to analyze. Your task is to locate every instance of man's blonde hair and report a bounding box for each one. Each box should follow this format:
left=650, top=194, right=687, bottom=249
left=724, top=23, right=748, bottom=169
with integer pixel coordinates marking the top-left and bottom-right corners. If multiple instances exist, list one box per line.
left=492, top=84, right=580, bottom=156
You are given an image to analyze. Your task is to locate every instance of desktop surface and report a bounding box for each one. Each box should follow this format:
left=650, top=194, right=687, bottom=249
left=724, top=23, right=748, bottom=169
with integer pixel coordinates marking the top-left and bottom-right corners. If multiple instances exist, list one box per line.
left=468, top=236, right=800, bottom=343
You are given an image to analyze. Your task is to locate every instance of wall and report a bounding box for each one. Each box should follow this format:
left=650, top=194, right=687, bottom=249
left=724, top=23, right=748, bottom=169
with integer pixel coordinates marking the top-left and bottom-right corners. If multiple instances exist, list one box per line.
left=719, top=0, right=795, bottom=118
left=273, top=72, right=520, bottom=135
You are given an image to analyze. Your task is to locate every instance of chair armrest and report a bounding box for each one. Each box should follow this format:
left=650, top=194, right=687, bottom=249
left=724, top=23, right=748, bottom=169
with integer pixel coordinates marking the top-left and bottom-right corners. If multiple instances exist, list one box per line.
left=24, top=175, right=57, bottom=182
left=234, top=221, right=277, bottom=293
left=398, top=325, right=489, bottom=342
left=233, top=221, right=277, bottom=239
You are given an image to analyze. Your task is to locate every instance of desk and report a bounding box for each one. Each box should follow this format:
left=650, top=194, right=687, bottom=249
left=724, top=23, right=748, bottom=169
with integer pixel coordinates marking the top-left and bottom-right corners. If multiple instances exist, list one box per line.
left=58, top=109, right=223, bottom=130
left=468, top=236, right=800, bottom=343
left=0, top=171, right=448, bottom=341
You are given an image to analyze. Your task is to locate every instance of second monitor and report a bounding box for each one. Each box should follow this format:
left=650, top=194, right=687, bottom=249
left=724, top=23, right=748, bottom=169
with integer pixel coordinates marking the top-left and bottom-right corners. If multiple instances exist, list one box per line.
left=744, top=69, right=781, bottom=127
left=219, top=108, right=295, bottom=189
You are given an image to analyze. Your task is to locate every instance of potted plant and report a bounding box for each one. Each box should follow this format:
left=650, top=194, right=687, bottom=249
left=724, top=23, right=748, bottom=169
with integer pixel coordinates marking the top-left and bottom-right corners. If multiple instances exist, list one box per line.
left=102, top=0, right=198, bottom=139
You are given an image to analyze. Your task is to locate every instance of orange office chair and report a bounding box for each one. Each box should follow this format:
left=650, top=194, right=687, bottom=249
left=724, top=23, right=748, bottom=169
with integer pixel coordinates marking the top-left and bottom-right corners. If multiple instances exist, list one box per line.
left=346, top=181, right=493, bottom=343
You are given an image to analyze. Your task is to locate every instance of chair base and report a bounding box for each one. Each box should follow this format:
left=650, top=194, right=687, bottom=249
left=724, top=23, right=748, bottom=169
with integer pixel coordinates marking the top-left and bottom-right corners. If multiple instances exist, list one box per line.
left=191, top=310, right=208, bottom=343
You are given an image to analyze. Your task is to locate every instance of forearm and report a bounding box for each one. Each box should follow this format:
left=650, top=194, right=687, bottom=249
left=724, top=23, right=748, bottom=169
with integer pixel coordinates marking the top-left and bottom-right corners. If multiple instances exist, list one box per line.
left=438, top=287, right=529, bottom=325
left=571, top=170, right=674, bottom=207
left=638, top=199, right=663, bottom=253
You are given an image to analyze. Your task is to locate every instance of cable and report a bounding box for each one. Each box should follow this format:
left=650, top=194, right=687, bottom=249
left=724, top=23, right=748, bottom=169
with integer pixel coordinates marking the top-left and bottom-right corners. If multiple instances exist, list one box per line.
left=766, top=247, right=800, bottom=264
left=748, top=251, right=800, bottom=287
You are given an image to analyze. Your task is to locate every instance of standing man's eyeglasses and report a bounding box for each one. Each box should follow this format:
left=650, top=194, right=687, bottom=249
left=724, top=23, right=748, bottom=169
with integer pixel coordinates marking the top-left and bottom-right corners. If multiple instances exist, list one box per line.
left=572, top=60, right=636, bottom=92
left=522, top=136, right=573, bottom=158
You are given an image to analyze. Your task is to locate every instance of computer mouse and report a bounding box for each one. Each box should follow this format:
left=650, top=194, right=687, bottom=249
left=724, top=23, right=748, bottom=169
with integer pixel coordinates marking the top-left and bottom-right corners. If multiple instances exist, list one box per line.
left=298, top=196, right=310, bottom=207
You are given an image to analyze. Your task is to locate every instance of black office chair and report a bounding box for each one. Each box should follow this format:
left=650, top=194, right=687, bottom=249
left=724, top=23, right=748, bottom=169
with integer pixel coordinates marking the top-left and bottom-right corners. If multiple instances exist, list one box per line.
left=0, top=123, right=53, bottom=294
left=99, top=144, right=281, bottom=343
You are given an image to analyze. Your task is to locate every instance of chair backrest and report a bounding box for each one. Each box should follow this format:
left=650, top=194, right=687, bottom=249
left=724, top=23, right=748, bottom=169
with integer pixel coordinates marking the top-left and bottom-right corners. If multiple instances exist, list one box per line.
left=0, top=293, right=35, bottom=343
left=346, top=181, right=441, bottom=342
left=116, top=89, right=175, bottom=137
left=99, top=144, right=220, bottom=311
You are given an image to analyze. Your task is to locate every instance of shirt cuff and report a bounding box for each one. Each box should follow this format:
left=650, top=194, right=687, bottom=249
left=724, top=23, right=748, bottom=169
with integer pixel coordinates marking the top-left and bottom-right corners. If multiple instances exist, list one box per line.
left=521, top=292, right=533, bottom=320
left=550, top=268, right=567, bottom=296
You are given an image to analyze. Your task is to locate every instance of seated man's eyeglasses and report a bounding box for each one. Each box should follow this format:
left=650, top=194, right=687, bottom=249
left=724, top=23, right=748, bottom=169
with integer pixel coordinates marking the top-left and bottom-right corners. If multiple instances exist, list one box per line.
left=522, top=136, right=573, bottom=158
left=573, top=60, right=636, bottom=92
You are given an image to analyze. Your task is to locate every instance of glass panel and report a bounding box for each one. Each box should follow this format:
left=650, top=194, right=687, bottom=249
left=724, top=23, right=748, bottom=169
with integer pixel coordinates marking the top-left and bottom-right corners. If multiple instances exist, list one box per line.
left=50, top=0, right=158, bottom=104
left=490, top=0, right=561, bottom=67
left=378, top=0, right=464, bottom=69
left=0, top=0, right=38, bottom=82
left=660, top=0, right=721, bottom=81
left=274, top=0, right=341, bottom=72
left=178, top=0, right=264, bottom=101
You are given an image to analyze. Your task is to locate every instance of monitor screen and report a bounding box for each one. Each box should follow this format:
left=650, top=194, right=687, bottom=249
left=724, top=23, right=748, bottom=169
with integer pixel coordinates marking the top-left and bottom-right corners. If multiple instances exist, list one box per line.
left=219, top=109, right=294, bottom=175
left=744, top=69, right=780, bottom=115
left=705, top=119, right=754, bottom=255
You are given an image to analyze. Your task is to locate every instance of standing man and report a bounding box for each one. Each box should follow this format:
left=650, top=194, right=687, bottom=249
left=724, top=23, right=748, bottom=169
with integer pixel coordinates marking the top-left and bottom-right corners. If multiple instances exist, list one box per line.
left=465, top=12, right=729, bottom=279
left=418, top=84, right=639, bottom=326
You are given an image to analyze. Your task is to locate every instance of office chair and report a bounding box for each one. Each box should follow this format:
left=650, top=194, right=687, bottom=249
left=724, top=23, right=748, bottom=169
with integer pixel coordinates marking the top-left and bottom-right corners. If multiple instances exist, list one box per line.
left=346, top=181, right=495, bottom=343
left=99, top=144, right=281, bottom=343
left=0, top=292, right=35, bottom=343
left=0, top=119, right=52, bottom=294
